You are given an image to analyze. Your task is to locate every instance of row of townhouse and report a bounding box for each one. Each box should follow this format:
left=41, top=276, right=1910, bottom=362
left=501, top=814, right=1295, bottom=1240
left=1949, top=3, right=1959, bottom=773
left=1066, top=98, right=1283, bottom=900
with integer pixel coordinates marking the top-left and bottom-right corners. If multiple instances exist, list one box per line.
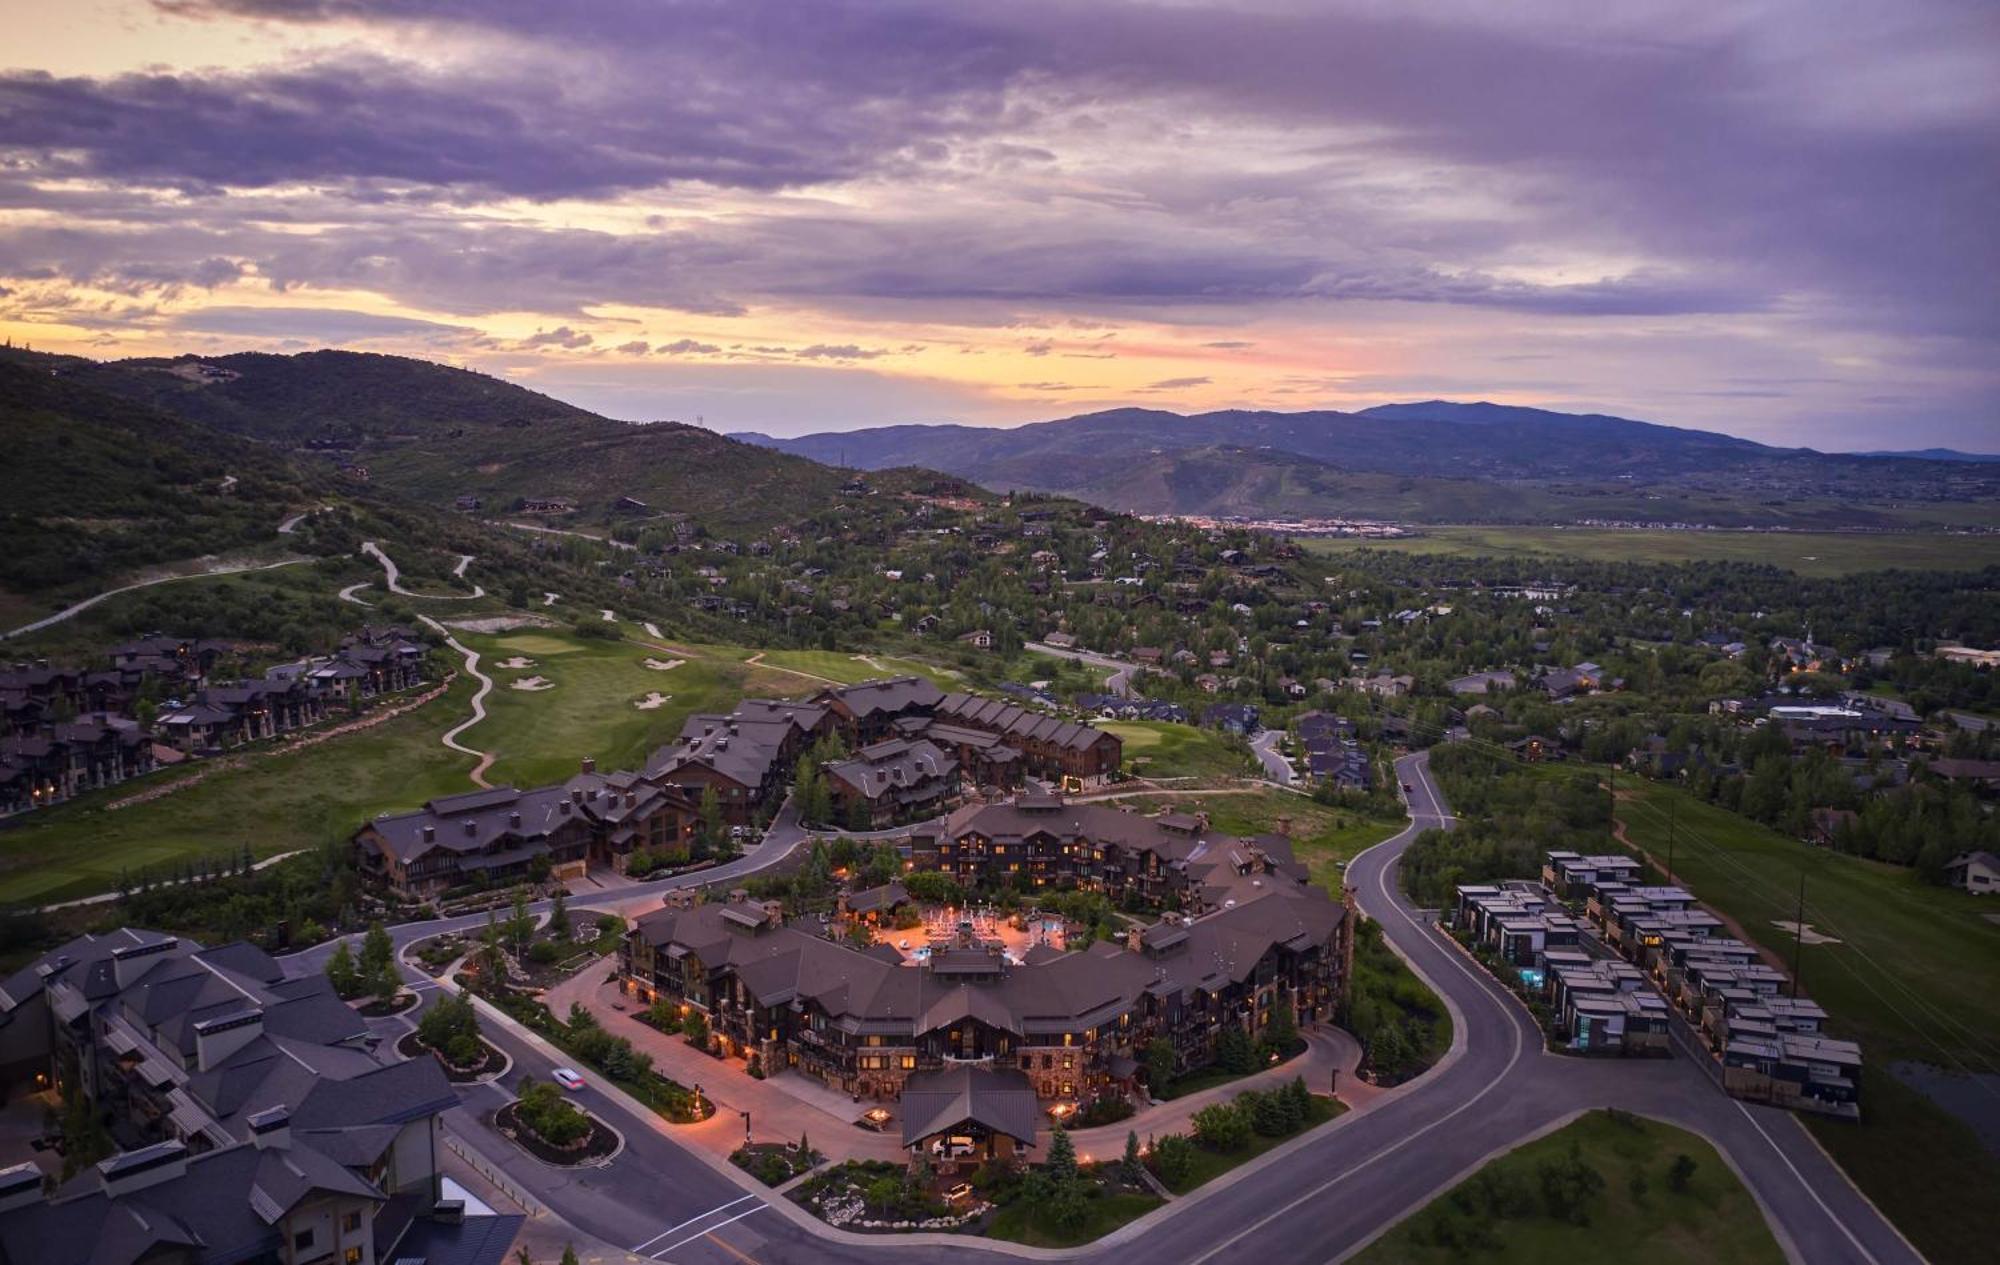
left=156, top=635, right=428, bottom=756
left=0, top=629, right=429, bottom=816
left=618, top=816, right=1348, bottom=1168
left=1448, top=882, right=1671, bottom=1055
left=0, top=929, right=481, bottom=1265
left=1549, top=850, right=1864, bottom=1117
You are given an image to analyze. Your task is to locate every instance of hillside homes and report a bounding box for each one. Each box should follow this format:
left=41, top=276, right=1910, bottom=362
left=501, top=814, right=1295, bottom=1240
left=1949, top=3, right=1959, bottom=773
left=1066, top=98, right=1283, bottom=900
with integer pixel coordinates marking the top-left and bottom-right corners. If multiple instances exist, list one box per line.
left=0, top=928, right=469, bottom=1265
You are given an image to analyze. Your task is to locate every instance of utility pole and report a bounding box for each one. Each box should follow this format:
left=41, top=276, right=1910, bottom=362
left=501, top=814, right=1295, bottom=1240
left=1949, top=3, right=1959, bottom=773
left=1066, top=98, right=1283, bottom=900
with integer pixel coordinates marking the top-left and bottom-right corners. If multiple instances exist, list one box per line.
left=1790, top=866, right=1807, bottom=999
left=1666, top=794, right=1677, bottom=886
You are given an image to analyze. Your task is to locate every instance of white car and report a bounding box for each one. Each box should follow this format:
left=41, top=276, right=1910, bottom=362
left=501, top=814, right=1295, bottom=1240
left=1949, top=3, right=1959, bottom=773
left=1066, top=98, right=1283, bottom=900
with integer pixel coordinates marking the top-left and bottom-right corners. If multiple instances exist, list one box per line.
left=551, top=1067, right=586, bottom=1091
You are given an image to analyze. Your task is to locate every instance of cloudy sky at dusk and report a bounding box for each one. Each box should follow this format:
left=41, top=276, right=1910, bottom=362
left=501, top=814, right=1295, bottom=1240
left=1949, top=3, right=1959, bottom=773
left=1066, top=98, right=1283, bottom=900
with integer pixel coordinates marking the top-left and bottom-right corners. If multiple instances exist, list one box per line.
left=2, top=0, right=1995, bottom=448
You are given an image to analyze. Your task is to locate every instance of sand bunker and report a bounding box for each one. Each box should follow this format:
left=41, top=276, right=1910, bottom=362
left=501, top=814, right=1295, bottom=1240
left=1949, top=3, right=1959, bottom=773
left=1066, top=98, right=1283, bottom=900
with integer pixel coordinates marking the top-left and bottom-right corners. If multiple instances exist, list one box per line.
left=633, top=692, right=672, bottom=710
left=511, top=676, right=555, bottom=692
left=496, top=656, right=538, bottom=670
left=1772, top=920, right=1841, bottom=945
left=601, top=608, right=617, bottom=622
left=643, top=658, right=685, bottom=671
left=542, top=592, right=561, bottom=607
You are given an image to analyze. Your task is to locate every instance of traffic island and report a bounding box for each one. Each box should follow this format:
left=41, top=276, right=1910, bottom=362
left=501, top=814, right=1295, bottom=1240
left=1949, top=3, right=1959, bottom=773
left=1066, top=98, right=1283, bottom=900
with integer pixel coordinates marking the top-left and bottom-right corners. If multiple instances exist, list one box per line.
left=495, top=1083, right=621, bottom=1168
left=396, top=1029, right=509, bottom=1083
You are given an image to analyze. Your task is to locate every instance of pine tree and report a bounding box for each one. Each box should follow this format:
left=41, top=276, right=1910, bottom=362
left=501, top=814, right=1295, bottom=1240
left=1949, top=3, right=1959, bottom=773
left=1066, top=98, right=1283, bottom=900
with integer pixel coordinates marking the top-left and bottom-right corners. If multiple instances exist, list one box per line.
left=1045, top=1122, right=1079, bottom=1187
left=550, top=885, right=571, bottom=940
left=324, top=941, right=361, bottom=999
left=1122, top=1129, right=1142, bottom=1179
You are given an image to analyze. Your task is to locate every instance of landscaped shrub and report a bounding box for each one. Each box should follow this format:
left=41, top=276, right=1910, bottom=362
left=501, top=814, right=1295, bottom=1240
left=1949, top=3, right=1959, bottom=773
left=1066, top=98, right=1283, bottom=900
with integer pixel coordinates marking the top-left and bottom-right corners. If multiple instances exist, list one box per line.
left=1190, top=1101, right=1252, bottom=1152
left=1149, top=1133, right=1197, bottom=1185
left=515, top=1079, right=589, bottom=1147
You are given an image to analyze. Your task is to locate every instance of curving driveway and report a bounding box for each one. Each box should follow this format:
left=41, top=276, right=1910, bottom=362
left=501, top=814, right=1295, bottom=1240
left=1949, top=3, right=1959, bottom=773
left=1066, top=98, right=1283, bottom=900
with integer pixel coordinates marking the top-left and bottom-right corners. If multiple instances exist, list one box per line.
left=304, top=757, right=1920, bottom=1265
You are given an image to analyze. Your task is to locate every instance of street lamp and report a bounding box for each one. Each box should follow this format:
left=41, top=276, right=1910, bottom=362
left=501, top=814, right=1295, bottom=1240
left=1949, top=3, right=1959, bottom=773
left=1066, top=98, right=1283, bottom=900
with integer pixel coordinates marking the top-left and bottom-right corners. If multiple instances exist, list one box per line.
left=741, top=1109, right=752, bottom=1145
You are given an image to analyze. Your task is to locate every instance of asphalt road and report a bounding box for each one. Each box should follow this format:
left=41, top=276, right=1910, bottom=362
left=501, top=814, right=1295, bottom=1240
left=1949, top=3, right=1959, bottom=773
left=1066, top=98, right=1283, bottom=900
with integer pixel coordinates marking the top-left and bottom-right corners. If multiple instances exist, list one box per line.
left=1025, top=642, right=1138, bottom=698
left=1248, top=729, right=1294, bottom=786
left=303, top=757, right=1920, bottom=1265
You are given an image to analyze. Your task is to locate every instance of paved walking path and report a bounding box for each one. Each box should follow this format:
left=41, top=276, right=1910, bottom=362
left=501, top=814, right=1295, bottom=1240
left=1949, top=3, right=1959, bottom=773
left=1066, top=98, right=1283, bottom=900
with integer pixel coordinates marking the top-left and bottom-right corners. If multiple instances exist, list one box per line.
left=362, top=540, right=487, bottom=599
left=421, top=614, right=497, bottom=786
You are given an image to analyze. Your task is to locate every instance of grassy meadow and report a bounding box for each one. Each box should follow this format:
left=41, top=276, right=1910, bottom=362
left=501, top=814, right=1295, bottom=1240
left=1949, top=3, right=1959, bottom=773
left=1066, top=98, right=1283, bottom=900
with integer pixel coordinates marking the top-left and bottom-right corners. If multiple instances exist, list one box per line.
left=1610, top=778, right=2000, bottom=1265
left=1103, top=720, right=1255, bottom=780
left=1299, top=526, right=2000, bottom=576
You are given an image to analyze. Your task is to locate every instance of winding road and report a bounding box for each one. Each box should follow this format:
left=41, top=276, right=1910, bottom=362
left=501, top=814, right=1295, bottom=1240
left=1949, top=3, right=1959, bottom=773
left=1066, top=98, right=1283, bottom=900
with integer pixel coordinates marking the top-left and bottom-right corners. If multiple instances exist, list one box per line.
left=1026, top=641, right=1140, bottom=697
left=285, top=752, right=1919, bottom=1265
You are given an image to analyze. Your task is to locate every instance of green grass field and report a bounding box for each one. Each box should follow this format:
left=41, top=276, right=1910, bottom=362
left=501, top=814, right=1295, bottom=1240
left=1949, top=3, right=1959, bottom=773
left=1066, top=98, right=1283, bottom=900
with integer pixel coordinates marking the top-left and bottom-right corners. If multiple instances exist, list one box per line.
left=1354, top=1110, right=1785, bottom=1265
left=1104, top=721, right=1254, bottom=780
left=743, top=647, right=963, bottom=689
left=0, top=676, right=479, bottom=906
left=1300, top=526, right=2000, bottom=576
left=466, top=629, right=765, bottom=787
left=1611, top=779, right=2000, bottom=1265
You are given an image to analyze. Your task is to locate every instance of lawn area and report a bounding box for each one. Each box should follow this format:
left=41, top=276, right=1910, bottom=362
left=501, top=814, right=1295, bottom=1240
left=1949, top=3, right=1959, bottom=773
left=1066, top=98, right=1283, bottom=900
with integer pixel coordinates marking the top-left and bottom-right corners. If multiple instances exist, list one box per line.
left=1104, top=721, right=1254, bottom=780
left=465, top=628, right=764, bottom=786
left=747, top=647, right=963, bottom=689
left=1353, top=1110, right=1785, bottom=1265
left=1299, top=526, right=2000, bottom=576
left=984, top=1186, right=1163, bottom=1247
left=0, top=676, right=478, bottom=905
left=1613, top=778, right=2000, bottom=1265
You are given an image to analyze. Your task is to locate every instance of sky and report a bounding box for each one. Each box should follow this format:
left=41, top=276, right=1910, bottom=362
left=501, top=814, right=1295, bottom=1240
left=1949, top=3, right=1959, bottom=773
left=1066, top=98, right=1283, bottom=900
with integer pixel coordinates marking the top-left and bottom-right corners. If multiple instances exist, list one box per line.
left=1, top=1, right=1996, bottom=450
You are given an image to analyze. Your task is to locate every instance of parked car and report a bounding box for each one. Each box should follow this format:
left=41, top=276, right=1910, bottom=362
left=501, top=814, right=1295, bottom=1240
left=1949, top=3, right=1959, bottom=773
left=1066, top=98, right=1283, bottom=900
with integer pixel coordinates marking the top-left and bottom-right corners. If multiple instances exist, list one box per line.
left=552, top=1067, right=586, bottom=1091
left=1402, top=782, right=1414, bottom=792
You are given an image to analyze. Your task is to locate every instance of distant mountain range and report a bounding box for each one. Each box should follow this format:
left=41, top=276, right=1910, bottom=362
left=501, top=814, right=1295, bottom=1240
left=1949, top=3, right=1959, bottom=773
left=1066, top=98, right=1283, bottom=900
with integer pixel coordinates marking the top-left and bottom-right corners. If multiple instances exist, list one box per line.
left=735, top=402, right=2000, bottom=527
left=1852, top=448, right=2000, bottom=463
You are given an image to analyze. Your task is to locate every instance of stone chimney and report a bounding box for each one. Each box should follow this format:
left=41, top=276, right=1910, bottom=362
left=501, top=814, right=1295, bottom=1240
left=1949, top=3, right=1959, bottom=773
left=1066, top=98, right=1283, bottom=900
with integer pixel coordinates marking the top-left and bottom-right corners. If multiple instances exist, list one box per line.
left=581, top=756, right=597, bottom=774
left=421, top=825, right=436, bottom=843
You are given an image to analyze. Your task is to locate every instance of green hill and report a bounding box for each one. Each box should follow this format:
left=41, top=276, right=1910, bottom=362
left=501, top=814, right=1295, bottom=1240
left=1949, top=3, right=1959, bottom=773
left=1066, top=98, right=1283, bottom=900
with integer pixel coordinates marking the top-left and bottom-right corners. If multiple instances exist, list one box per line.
left=0, top=352, right=325, bottom=596
left=69, top=350, right=881, bottom=532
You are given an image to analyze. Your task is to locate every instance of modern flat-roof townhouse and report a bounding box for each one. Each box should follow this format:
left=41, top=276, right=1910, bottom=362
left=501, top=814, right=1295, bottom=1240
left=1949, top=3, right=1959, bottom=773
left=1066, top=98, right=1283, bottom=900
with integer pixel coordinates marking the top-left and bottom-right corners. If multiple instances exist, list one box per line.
left=0, top=929, right=465, bottom=1265
left=1552, top=851, right=1863, bottom=1116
